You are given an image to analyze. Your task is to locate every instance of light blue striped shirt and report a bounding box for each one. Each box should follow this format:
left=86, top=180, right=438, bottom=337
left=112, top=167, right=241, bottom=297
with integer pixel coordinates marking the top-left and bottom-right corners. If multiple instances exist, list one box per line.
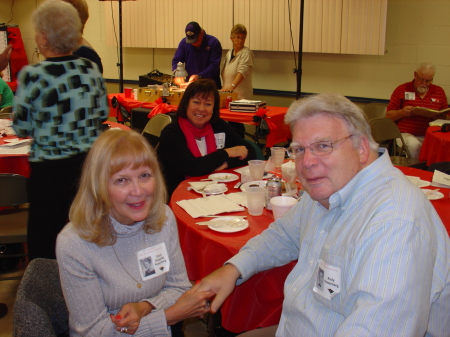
left=229, top=149, right=450, bottom=336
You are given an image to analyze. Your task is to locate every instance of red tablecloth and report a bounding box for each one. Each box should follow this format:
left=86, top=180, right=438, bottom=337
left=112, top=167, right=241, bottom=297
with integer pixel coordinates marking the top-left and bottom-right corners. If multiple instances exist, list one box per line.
left=419, top=126, right=450, bottom=166
left=0, top=136, right=30, bottom=177
left=0, top=122, right=129, bottom=179
left=397, top=166, right=450, bottom=233
left=170, top=171, right=295, bottom=334
left=170, top=165, right=450, bottom=334
left=107, top=93, right=292, bottom=148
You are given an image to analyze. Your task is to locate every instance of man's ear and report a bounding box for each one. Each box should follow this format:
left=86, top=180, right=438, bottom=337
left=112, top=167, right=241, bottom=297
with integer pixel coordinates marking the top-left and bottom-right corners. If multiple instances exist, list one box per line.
left=358, top=136, right=371, bottom=165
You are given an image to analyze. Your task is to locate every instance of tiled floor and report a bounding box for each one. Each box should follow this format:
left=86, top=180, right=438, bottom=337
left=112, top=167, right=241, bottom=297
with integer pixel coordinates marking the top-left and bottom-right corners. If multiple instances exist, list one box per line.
left=0, top=261, right=207, bottom=337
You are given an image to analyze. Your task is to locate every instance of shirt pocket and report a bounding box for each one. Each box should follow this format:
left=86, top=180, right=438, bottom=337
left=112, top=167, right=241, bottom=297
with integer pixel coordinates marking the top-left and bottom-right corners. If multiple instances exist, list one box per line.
left=311, top=252, right=347, bottom=315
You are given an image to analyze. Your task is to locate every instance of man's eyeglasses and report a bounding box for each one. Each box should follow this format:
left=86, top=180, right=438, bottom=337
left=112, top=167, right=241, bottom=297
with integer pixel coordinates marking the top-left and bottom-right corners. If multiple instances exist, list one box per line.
left=416, top=77, right=433, bottom=84
left=287, top=135, right=353, bottom=159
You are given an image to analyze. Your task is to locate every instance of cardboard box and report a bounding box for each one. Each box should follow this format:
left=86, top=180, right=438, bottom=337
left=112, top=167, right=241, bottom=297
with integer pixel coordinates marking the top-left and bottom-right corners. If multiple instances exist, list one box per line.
left=219, top=92, right=238, bottom=108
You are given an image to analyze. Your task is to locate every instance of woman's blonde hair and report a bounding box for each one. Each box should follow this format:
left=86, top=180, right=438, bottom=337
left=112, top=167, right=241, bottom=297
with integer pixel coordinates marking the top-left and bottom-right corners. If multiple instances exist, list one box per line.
left=70, top=129, right=167, bottom=246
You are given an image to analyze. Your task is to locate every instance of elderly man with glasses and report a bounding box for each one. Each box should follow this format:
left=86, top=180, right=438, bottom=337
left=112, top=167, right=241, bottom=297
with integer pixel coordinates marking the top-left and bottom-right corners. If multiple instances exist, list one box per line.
left=386, top=62, right=449, bottom=158
left=193, top=93, right=450, bottom=337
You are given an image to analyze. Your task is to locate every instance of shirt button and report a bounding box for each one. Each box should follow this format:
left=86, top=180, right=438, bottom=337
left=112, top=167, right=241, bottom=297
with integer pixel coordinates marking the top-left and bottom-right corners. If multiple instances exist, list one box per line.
left=320, top=230, right=325, bottom=235
left=309, top=260, right=314, bottom=265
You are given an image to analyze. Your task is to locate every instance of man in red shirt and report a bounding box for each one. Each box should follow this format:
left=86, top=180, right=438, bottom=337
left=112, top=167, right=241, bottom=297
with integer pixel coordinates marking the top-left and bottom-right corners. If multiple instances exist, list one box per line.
left=386, top=63, right=449, bottom=158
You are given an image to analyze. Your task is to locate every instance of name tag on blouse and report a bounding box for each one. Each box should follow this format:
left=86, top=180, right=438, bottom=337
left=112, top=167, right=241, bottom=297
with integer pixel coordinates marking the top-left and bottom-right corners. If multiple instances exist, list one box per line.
left=137, top=242, right=170, bottom=281
left=313, top=259, right=341, bottom=300
left=215, top=133, right=226, bottom=149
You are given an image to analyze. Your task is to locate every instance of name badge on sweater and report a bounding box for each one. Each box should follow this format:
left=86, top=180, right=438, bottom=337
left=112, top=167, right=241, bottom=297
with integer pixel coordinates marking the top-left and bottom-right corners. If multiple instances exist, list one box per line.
left=137, top=242, right=170, bottom=281
left=405, top=92, right=415, bottom=100
left=215, top=133, right=226, bottom=149
left=313, top=259, right=341, bottom=300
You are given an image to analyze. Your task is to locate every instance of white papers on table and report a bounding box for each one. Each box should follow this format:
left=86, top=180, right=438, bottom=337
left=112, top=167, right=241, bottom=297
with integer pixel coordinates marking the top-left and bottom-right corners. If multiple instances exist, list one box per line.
left=0, top=119, right=16, bottom=137
left=0, top=138, right=31, bottom=154
left=431, top=170, right=450, bottom=188
left=224, top=192, right=248, bottom=207
left=177, top=194, right=244, bottom=218
left=429, top=119, right=449, bottom=127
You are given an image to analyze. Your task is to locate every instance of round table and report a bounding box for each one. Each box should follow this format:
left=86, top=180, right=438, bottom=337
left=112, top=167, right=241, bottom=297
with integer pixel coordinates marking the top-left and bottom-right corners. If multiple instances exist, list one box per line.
left=170, top=166, right=450, bottom=334
left=170, top=171, right=295, bottom=334
left=419, top=126, right=450, bottom=166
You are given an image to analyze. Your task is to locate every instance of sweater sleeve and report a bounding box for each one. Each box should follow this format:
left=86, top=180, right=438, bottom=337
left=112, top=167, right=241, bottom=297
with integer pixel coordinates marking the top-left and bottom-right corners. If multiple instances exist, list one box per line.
left=12, top=66, right=33, bottom=137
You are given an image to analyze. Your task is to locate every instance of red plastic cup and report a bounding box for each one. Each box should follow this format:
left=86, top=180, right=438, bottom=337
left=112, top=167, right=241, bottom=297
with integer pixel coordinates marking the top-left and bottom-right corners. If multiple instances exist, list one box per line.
left=124, top=87, right=132, bottom=98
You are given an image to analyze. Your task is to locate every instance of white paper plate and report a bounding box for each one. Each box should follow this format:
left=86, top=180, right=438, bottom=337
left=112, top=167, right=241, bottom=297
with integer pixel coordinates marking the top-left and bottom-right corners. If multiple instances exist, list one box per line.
left=207, top=217, right=249, bottom=233
left=208, top=173, right=239, bottom=182
left=417, top=180, right=431, bottom=188
left=422, top=189, right=444, bottom=200
left=240, top=181, right=267, bottom=191
left=193, top=185, right=228, bottom=195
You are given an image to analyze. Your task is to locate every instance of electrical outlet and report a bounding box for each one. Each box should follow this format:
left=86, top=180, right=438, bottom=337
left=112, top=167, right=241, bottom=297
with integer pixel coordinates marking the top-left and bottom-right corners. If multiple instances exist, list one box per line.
left=35, top=47, right=39, bottom=55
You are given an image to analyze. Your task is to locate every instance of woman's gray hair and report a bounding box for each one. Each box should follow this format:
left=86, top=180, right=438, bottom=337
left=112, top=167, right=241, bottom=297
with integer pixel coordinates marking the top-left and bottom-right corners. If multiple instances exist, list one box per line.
left=285, top=93, right=379, bottom=152
left=32, top=0, right=81, bottom=55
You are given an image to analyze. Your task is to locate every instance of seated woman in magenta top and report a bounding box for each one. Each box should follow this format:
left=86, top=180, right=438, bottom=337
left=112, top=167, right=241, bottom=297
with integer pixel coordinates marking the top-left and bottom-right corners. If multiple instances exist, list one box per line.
left=157, top=79, right=256, bottom=197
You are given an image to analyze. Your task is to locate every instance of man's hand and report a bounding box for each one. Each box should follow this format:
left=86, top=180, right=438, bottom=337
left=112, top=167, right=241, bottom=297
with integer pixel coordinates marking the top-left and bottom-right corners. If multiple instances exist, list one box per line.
left=225, top=146, right=248, bottom=160
left=174, top=76, right=186, bottom=87
left=188, top=75, right=199, bottom=83
left=164, top=288, right=215, bottom=326
left=0, top=45, right=12, bottom=71
left=402, top=105, right=414, bottom=117
left=192, top=264, right=241, bottom=313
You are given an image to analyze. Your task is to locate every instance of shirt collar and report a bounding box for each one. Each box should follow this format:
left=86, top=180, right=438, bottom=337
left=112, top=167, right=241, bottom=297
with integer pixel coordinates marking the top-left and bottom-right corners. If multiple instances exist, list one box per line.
left=327, top=148, right=391, bottom=210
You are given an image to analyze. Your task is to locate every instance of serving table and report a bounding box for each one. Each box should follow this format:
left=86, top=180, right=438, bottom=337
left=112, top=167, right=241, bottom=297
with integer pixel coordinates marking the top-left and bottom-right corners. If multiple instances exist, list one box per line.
left=0, top=136, right=30, bottom=177
left=170, top=165, right=450, bottom=334
left=419, top=126, right=450, bottom=166
left=107, top=93, right=292, bottom=148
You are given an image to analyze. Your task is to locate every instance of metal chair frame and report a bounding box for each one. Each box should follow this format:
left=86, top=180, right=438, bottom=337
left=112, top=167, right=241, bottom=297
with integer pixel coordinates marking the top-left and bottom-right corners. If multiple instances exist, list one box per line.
left=141, top=113, right=172, bottom=149
left=369, top=118, right=422, bottom=167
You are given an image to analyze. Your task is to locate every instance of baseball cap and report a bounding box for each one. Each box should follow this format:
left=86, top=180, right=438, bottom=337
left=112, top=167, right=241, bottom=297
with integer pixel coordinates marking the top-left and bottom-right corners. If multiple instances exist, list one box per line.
left=185, top=22, right=201, bottom=43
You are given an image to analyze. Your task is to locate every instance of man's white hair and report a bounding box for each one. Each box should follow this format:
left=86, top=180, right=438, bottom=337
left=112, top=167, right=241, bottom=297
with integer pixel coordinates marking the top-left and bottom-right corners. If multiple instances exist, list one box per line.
left=416, top=62, right=436, bottom=74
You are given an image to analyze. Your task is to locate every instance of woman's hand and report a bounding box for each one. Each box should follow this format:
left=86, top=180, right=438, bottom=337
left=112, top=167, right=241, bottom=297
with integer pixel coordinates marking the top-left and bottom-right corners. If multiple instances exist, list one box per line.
left=220, top=86, right=235, bottom=93
left=215, top=162, right=229, bottom=171
left=225, top=146, right=248, bottom=160
left=110, top=301, right=153, bottom=334
left=164, top=288, right=215, bottom=326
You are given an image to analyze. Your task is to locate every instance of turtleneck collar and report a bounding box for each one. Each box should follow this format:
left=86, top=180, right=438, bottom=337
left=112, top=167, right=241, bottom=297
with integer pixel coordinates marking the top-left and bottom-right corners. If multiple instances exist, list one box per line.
left=109, top=215, right=146, bottom=238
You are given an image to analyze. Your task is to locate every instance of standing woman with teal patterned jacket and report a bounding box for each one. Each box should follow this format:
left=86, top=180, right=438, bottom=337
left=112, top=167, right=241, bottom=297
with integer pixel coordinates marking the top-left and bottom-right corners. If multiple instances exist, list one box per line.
left=12, top=0, right=108, bottom=261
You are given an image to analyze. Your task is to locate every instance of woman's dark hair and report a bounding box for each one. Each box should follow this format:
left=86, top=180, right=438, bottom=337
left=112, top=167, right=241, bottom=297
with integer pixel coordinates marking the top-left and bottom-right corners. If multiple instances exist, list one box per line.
left=177, top=79, right=220, bottom=123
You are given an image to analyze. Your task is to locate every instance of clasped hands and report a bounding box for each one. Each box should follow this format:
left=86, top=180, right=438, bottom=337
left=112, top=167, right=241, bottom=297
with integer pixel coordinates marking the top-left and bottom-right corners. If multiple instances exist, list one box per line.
left=110, top=287, right=214, bottom=334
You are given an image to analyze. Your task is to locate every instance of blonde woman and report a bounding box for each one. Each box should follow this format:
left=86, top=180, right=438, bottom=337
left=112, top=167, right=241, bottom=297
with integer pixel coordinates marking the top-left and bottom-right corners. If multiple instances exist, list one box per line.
left=57, top=130, right=213, bottom=336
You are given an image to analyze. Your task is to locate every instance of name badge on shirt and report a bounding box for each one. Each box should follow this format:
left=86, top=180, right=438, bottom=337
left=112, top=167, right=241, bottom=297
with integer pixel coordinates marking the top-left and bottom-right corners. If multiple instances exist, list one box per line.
left=313, top=259, right=341, bottom=300
left=137, top=242, right=170, bottom=281
left=214, top=132, right=226, bottom=149
left=405, top=92, right=415, bottom=100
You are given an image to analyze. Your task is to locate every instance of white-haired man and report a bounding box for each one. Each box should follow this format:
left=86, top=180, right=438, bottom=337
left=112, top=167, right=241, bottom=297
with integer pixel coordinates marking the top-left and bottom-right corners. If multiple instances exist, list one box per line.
left=194, top=93, right=450, bottom=337
left=387, top=62, right=449, bottom=158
